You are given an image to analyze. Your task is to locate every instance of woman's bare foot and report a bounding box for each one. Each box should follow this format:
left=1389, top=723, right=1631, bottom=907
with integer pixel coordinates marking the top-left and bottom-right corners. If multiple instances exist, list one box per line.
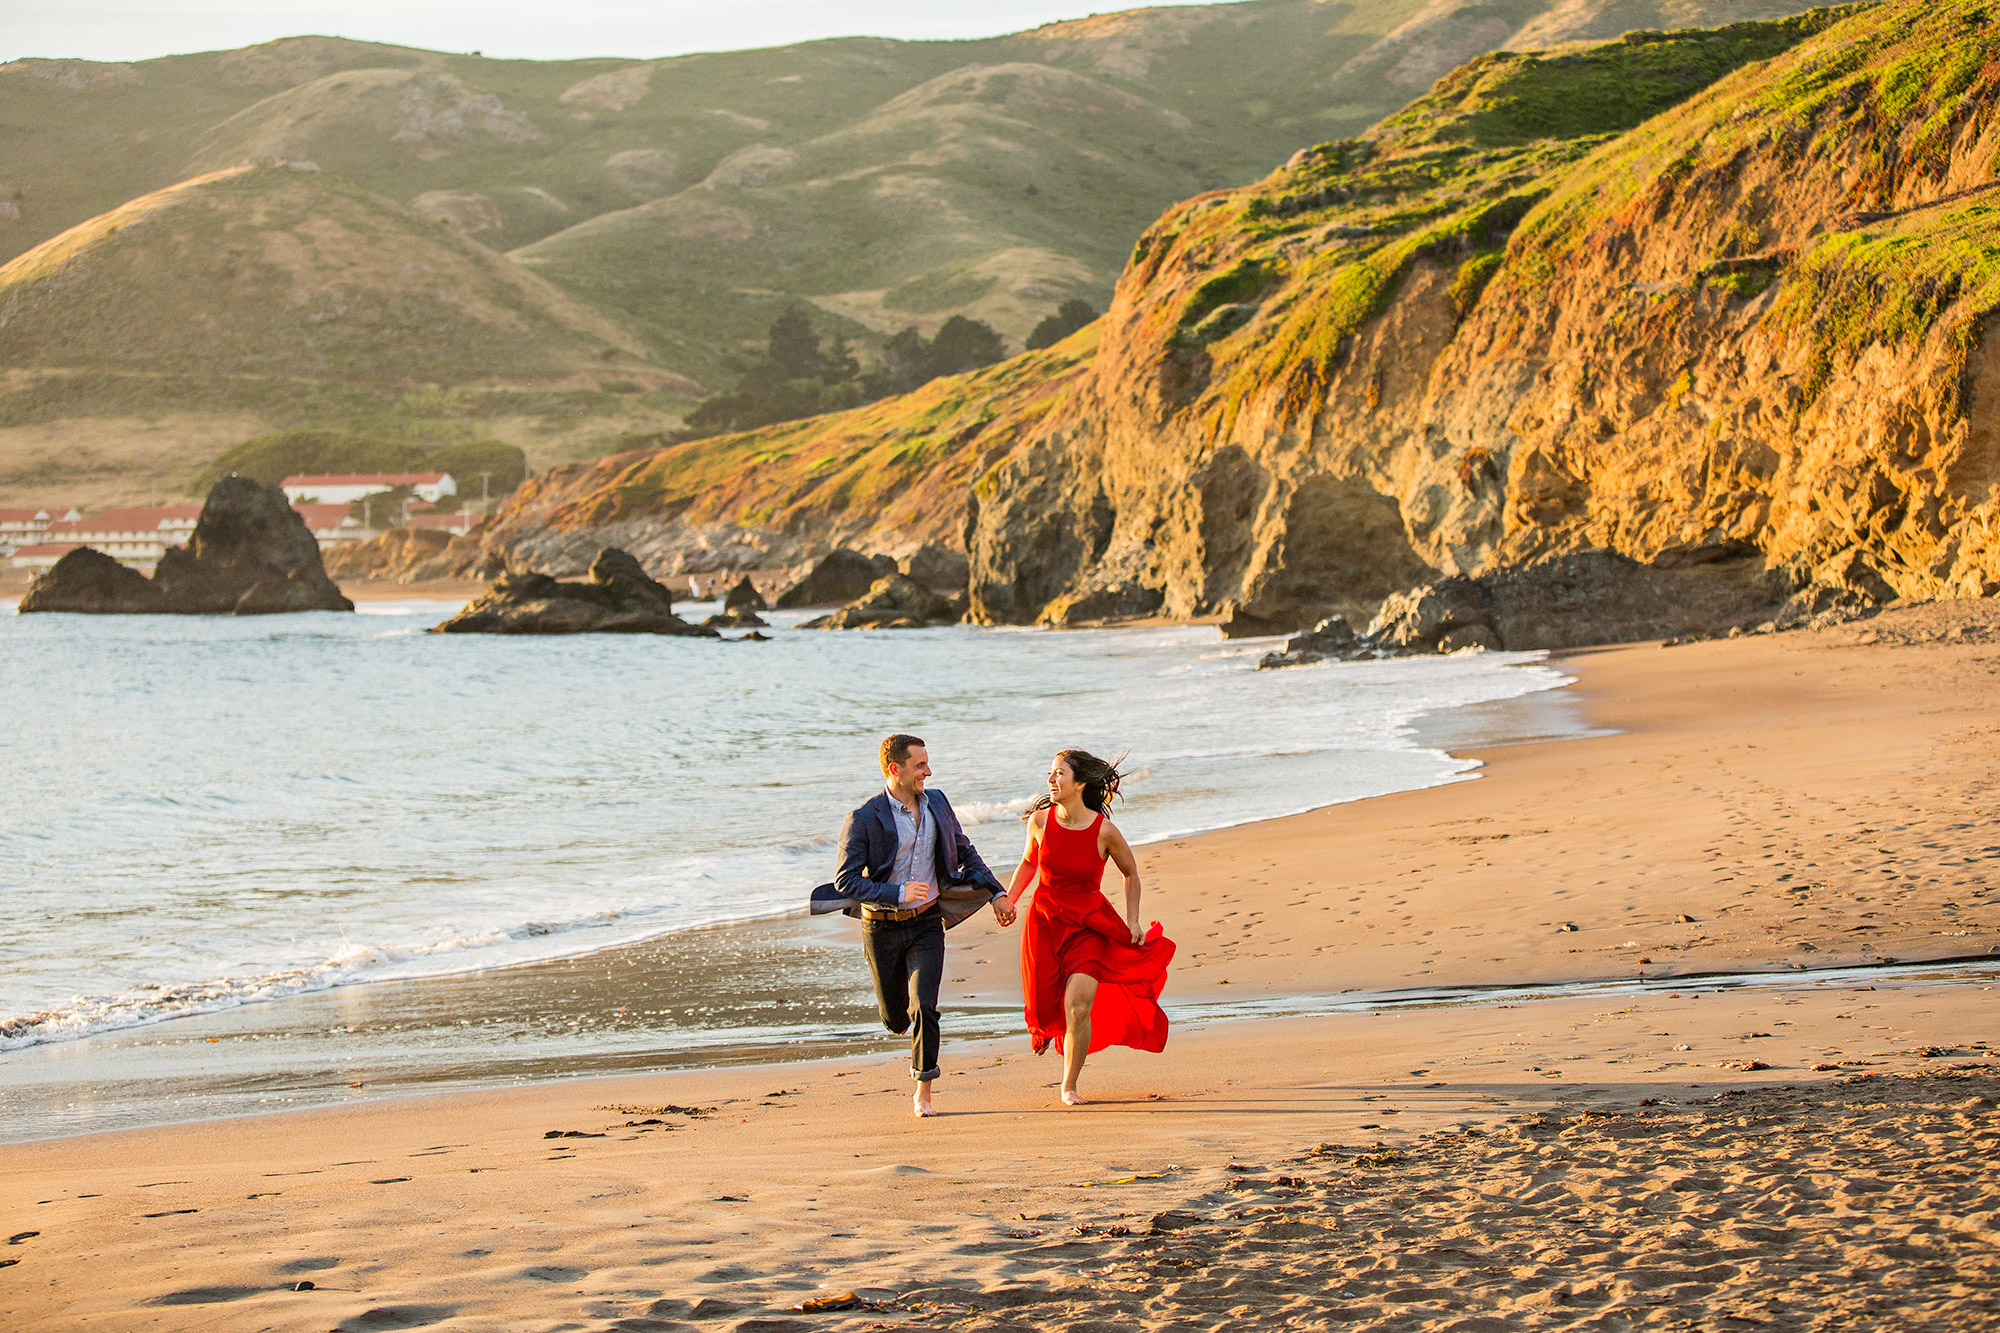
left=1061, top=1087, right=1088, bottom=1106
left=914, top=1090, right=938, bottom=1118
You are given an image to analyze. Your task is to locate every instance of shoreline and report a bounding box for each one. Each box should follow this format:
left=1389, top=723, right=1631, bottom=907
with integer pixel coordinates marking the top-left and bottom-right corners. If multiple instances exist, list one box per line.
left=5, top=602, right=2000, bottom=1327
left=0, top=650, right=1584, bottom=1142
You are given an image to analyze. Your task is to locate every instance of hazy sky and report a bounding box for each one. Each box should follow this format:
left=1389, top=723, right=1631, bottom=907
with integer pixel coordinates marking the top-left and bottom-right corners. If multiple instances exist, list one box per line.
left=4, top=2, right=1238, bottom=64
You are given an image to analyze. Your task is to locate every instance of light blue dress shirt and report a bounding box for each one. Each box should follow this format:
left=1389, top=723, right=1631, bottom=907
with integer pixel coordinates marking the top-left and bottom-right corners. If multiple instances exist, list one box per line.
left=885, top=787, right=939, bottom=910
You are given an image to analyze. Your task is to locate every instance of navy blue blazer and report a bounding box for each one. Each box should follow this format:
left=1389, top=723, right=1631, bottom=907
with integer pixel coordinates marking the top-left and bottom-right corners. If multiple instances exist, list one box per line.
left=810, top=788, right=1005, bottom=929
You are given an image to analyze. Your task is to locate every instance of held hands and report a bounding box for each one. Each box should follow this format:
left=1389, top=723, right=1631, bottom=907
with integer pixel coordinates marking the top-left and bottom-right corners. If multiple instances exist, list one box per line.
left=992, top=895, right=1017, bottom=927
left=901, top=880, right=932, bottom=906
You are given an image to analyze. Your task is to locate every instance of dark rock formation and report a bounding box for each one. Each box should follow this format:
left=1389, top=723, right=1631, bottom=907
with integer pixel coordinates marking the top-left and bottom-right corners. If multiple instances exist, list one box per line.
left=803, top=574, right=960, bottom=629
left=703, top=610, right=768, bottom=629
left=722, top=576, right=768, bottom=613
left=20, top=476, right=353, bottom=615
left=774, top=549, right=897, bottom=608
left=899, top=544, right=970, bottom=593
left=435, top=547, right=719, bottom=636
left=1261, top=551, right=1791, bottom=666
left=1036, top=581, right=1164, bottom=627
left=18, top=548, right=166, bottom=613
left=1256, top=615, right=1386, bottom=668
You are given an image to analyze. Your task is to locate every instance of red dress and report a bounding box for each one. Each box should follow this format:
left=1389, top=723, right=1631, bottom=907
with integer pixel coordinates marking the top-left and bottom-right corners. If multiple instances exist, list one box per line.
left=1020, top=809, right=1175, bottom=1055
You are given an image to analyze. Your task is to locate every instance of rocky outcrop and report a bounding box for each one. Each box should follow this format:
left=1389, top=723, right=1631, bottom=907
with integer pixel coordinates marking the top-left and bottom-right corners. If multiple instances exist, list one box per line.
left=21, top=476, right=354, bottom=615
left=1260, top=550, right=1797, bottom=666
left=958, top=7, right=2000, bottom=630
left=722, top=576, right=767, bottom=612
left=1368, top=551, right=1785, bottom=653
left=323, top=526, right=501, bottom=583
left=775, top=549, right=897, bottom=609
left=434, top=547, right=718, bottom=635
left=18, top=548, right=167, bottom=613
left=803, top=574, right=961, bottom=629
left=703, top=610, right=768, bottom=629
left=898, top=544, right=970, bottom=593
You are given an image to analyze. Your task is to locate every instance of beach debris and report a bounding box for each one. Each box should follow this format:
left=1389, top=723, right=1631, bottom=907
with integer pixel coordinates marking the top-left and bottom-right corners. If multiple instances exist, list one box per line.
left=0, top=1260, right=15, bottom=1270
left=794, top=1291, right=886, bottom=1312
left=713, top=1194, right=747, bottom=1202
left=1675, top=1043, right=1693, bottom=1051
left=292, top=1280, right=315, bottom=1291
left=1721, top=1061, right=1773, bottom=1072
left=1678, top=914, right=1699, bottom=923
left=543, top=1130, right=604, bottom=1139
left=142, top=1209, right=197, bottom=1218
left=1638, top=957, right=1653, bottom=964
left=1002, top=1228, right=1043, bottom=1239
left=1812, top=1063, right=1841, bottom=1071
left=591, top=1103, right=714, bottom=1117
left=1559, top=923, right=1578, bottom=932
left=1073, top=1223, right=1131, bottom=1237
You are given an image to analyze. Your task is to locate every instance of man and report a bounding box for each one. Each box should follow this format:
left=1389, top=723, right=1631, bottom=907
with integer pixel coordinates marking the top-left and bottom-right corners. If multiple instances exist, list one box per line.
left=810, top=733, right=1014, bottom=1117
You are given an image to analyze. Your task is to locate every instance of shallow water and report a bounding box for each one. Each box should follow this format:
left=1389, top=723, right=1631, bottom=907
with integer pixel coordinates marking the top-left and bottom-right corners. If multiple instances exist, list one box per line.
left=1, top=600, right=1569, bottom=1070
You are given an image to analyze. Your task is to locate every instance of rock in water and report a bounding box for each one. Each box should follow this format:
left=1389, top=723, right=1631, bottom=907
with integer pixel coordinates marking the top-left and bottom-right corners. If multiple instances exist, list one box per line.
left=774, top=549, right=897, bottom=608
left=803, top=574, right=960, bottom=629
left=20, top=476, right=354, bottom=615
left=722, top=576, right=768, bottom=613
left=435, top=547, right=721, bottom=636
left=18, top=548, right=166, bottom=613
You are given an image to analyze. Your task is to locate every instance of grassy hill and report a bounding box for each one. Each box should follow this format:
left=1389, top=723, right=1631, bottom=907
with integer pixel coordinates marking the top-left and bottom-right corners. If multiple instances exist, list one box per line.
left=480, top=4, right=1894, bottom=601
left=1, top=0, right=1823, bottom=388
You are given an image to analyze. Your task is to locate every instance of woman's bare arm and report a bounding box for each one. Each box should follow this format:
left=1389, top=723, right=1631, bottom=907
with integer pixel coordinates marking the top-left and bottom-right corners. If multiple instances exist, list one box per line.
left=1005, top=809, right=1045, bottom=907
left=1103, top=819, right=1144, bottom=945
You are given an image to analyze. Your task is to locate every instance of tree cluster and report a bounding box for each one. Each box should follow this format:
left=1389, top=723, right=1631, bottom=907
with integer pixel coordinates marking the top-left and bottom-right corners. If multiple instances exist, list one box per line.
left=676, top=307, right=1024, bottom=441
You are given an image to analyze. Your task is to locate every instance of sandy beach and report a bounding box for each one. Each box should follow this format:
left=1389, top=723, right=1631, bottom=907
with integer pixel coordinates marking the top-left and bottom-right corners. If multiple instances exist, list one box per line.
left=6, top=603, right=2000, bottom=1331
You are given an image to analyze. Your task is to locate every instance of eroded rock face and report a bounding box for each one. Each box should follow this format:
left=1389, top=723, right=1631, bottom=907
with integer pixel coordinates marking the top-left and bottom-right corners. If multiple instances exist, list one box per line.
left=434, top=547, right=718, bottom=636
left=774, top=549, right=897, bottom=608
left=803, top=574, right=960, bottom=629
left=962, top=8, right=2000, bottom=629
left=323, top=526, right=499, bottom=584
left=21, top=477, right=354, bottom=615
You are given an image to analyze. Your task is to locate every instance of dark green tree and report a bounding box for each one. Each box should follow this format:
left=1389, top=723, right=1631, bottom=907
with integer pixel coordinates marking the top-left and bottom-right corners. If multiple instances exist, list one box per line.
left=1026, top=298, right=1099, bottom=350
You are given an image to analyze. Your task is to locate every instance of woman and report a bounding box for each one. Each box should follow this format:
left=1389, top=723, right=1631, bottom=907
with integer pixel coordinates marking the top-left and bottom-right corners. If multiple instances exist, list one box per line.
left=1001, top=749, right=1175, bottom=1105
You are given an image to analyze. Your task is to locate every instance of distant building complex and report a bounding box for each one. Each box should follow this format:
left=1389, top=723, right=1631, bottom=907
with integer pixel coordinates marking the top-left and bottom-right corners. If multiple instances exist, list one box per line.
left=281, top=473, right=456, bottom=505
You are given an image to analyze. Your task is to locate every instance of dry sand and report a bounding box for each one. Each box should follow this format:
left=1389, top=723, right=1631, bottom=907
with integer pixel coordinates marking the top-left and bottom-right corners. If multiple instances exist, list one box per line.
left=5, top=604, right=2000, bottom=1331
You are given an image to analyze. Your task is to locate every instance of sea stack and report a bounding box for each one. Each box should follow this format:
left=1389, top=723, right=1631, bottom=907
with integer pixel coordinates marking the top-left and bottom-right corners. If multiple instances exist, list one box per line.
left=19, top=476, right=355, bottom=615
left=435, top=547, right=720, bottom=635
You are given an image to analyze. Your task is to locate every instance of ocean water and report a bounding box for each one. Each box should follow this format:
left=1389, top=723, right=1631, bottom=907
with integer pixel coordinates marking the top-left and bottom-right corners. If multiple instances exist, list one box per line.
left=0, top=599, right=1571, bottom=1059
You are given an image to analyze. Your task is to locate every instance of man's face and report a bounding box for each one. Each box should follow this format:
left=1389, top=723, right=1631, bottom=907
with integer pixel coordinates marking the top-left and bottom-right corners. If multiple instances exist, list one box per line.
left=891, top=745, right=932, bottom=792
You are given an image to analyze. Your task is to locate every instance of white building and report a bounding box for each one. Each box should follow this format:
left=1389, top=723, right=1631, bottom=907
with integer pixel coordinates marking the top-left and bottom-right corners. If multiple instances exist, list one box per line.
left=281, top=472, right=456, bottom=506
left=20, top=505, right=203, bottom=571
left=291, top=503, right=373, bottom=547
left=0, top=506, right=81, bottom=555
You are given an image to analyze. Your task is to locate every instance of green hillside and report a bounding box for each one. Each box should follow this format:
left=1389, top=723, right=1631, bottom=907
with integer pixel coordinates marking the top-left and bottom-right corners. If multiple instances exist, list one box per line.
left=0, top=0, right=1825, bottom=391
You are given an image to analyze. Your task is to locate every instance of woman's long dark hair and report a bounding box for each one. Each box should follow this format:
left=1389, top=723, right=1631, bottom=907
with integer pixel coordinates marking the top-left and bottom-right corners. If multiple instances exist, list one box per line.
left=1033, top=748, right=1129, bottom=815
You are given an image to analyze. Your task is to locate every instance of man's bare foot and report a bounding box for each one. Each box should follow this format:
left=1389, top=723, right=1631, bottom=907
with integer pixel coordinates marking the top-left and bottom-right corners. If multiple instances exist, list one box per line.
left=914, top=1090, right=938, bottom=1118
left=1061, top=1087, right=1088, bottom=1106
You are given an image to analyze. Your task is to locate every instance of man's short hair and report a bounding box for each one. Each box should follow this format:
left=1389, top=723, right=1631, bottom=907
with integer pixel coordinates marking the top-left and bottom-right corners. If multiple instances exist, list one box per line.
left=880, top=733, right=925, bottom=774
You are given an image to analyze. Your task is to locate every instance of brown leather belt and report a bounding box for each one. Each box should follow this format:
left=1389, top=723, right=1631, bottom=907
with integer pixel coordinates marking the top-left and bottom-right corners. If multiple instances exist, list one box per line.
left=862, top=902, right=937, bottom=923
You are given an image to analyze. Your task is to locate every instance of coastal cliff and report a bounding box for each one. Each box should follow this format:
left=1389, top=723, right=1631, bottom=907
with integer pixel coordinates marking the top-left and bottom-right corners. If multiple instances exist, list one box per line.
left=967, top=0, right=2000, bottom=627
left=466, top=1, right=2000, bottom=631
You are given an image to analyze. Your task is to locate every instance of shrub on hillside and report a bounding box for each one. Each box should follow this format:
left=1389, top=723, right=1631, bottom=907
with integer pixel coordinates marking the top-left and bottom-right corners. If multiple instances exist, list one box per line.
left=676, top=306, right=1009, bottom=441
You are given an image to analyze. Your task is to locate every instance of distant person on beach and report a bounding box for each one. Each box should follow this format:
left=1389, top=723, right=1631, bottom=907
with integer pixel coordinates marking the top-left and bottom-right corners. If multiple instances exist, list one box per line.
left=1002, top=749, right=1174, bottom=1105
left=811, top=733, right=1013, bottom=1117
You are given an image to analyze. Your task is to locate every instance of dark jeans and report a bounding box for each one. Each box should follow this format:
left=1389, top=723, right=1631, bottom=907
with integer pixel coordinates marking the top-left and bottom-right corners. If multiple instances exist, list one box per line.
left=863, top=906, right=944, bottom=1082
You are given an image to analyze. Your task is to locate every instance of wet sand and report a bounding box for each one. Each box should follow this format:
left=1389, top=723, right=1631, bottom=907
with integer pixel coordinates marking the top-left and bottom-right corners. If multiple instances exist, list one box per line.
left=4, top=601, right=2000, bottom=1330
